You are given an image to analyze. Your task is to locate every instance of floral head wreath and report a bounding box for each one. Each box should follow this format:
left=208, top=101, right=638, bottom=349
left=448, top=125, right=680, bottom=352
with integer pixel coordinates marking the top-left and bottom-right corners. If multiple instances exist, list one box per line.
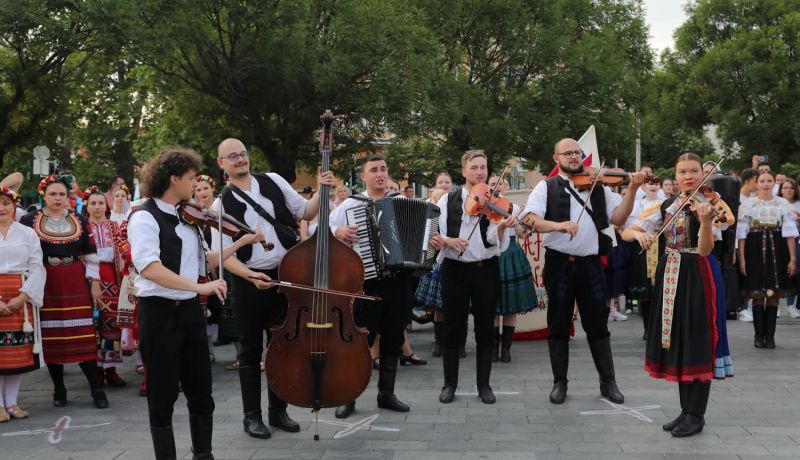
left=112, top=184, right=131, bottom=196
left=82, top=185, right=102, bottom=200
left=37, top=174, right=73, bottom=197
left=195, top=174, right=216, bottom=190
left=0, top=186, right=20, bottom=203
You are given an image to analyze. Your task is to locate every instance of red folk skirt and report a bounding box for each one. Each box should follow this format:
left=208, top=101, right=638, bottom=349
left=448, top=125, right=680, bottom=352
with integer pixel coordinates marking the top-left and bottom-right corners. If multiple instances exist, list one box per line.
left=0, top=274, right=40, bottom=374
left=40, top=261, right=97, bottom=364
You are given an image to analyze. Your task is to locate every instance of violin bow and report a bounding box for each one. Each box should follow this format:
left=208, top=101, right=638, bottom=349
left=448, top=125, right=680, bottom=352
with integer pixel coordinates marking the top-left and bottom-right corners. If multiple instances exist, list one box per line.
left=641, top=154, right=726, bottom=254
left=570, top=160, right=606, bottom=241
left=217, top=199, right=224, bottom=281
left=459, top=165, right=510, bottom=258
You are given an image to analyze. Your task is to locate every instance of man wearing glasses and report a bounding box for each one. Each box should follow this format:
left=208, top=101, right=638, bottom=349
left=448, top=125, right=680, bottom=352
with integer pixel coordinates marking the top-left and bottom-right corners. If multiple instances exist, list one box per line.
left=520, top=138, right=643, bottom=406
left=212, top=138, right=335, bottom=439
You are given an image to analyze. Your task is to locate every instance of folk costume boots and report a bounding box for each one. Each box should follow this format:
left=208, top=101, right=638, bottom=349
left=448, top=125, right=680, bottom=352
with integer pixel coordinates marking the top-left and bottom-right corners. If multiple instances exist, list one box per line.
left=548, top=340, right=569, bottom=404
left=239, top=365, right=270, bottom=439
left=752, top=305, right=766, bottom=348
left=267, top=387, right=300, bottom=432
left=376, top=353, right=410, bottom=412
left=671, top=381, right=710, bottom=437
left=189, top=414, right=214, bottom=460
left=150, top=425, right=177, bottom=460
left=500, top=326, right=514, bottom=363
left=663, top=382, right=690, bottom=431
left=764, top=306, right=778, bottom=349
left=439, top=348, right=460, bottom=403
left=476, top=347, right=496, bottom=404
left=588, top=337, right=624, bottom=404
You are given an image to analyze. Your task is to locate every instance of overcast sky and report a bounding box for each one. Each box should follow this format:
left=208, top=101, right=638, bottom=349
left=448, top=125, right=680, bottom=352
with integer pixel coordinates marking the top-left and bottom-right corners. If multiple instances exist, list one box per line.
left=642, top=0, right=688, bottom=55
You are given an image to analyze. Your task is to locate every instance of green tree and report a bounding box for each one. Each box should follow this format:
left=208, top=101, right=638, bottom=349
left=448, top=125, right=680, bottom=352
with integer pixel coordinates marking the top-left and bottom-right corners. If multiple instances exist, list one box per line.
left=103, top=0, right=439, bottom=182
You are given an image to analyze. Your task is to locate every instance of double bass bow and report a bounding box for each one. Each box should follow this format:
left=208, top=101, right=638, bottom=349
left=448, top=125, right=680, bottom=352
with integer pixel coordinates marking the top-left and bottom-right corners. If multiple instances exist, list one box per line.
left=265, top=110, right=373, bottom=440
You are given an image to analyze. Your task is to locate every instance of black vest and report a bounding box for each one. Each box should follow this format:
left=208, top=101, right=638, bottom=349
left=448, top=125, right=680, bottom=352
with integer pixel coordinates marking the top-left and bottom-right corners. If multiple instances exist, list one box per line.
left=220, top=173, right=299, bottom=262
left=446, top=187, right=492, bottom=248
left=544, top=176, right=611, bottom=255
left=137, top=199, right=183, bottom=274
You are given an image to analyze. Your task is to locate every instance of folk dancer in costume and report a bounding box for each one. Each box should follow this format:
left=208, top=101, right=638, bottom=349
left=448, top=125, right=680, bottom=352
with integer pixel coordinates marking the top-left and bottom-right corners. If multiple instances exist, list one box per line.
left=0, top=187, right=46, bottom=421
left=0, top=172, right=25, bottom=222
left=130, top=147, right=262, bottom=459
left=212, top=138, right=335, bottom=439
left=21, top=174, right=109, bottom=409
left=626, top=177, right=663, bottom=340
left=194, top=175, right=224, bottom=363
left=487, top=175, right=537, bottom=364
left=84, top=187, right=127, bottom=387
left=738, top=170, right=798, bottom=349
left=110, top=184, right=131, bottom=224
left=622, top=152, right=734, bottom=438
left=520, top=138, right=643, bottom=405
left=434, top=150, right=516, bottom=405
left=329, top=154, right=431, bottom=418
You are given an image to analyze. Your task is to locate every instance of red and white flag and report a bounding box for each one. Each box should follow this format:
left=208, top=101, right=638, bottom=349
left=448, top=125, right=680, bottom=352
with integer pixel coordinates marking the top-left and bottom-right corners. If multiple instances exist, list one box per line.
left=546, top=125, right=600, bottom=178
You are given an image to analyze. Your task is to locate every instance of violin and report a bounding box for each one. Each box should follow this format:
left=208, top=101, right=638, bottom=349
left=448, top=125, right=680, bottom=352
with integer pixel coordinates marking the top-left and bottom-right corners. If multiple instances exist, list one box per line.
left=688, top=185, right=731, bottom=224
left=465, top=182, right=533, bottom=232
left=177, top=200, right=274, bottom=251
left=571, top=167, right=659, bottom=191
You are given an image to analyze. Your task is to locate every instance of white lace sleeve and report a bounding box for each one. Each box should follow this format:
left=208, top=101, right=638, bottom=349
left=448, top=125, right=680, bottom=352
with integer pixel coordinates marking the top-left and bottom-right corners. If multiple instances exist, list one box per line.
left=632, top=202, right=662, bottom=233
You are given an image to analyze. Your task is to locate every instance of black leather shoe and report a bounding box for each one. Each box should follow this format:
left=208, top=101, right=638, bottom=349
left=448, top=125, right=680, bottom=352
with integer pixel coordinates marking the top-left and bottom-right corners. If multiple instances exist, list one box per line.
left=764, top=337, right=776, bottom=349
left=662, top=413, right=686, bottom=431
left=499, top=348, right=511, bottom=363
left=600, top=381, right=624, bottom=404
left=477, top=385, right=496, bottom=404
left=243, top=412, right=271, bottom=439
left=399, top=354, right=427, bottom=366
left=92, top=390, right=109, bottom=409
left=439, top=385, right=456, bottom=403
left=491, top=346, right=499, bottom=363
left=431, top=343, right=442, bottom=358
left=334, top=401, right=355, bottom=419
left=377, top=391, right=410, bottom=412
left=549, top=381, right=567, bottom=404
left=671, top=414, right=705, bottom=437
left=53, top=389, right=67, bottom=407
left=754, top=337, right=765, bottom=348
left=268, top=410, right=300, bottom=433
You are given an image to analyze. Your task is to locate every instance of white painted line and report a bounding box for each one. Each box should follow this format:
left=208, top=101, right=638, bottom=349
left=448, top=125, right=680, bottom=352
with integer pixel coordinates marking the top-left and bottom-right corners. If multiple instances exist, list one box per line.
left=579, top=398, right=661, bottom=423
left=454, top=391, right=521, bottom=396
left=2, top=416, right=111, bottom=444
left=317, top=413, right=400, bottom=439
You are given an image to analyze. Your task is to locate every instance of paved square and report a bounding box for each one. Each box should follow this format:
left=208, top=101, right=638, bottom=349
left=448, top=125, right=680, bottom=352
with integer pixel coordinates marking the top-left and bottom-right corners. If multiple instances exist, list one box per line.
left=3, top=314, right=799, bottom=459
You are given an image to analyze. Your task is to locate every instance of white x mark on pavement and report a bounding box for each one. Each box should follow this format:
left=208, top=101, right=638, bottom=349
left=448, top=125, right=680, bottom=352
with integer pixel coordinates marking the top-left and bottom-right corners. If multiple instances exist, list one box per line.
left=318, top=413, right=399, bottom=439
left=579, top=398, right=661, bottom=423
left=2, top=415, right=111, bottom=444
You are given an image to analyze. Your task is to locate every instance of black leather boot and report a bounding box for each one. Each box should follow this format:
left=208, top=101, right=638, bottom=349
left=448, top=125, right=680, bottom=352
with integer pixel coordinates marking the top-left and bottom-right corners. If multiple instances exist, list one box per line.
left=267, top=386, right=300, bottom=432
left=663, top=382, right=689, bottom=431
left=640, top=300, right=650, bottom=341
left=239, top=365, right=270, bottom=439
left=189, top=414, right=214, bottom=459
left=588, top=337, right=624, bottom=404
left=335, top=401, right=356, bottom=419
left=476, top=347, right=495, bottom=404
left=492, top=326, right=500, bottom=363
left=753, top=305, right=766, bottom=348
left=377, top=353, right=410, bottom=412
left=500, top=326, right=514, bottom=363
left=150, top=425, right=177, bottom=460
left=79, top=361, right=109, bottom=408
left=48, top=363, right=67, bottom=407
left=432, top=321, right=444, bottom=358
left=547, top=340, right=569, bottom=404
left=439, top=348, right=460, bottom=403
left=671, top=381, right=710, bottom=437
left=764, top=306, right=777, bottom=349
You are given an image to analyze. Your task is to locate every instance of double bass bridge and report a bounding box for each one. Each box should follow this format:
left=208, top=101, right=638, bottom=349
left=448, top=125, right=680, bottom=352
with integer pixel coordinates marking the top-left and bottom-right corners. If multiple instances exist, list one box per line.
left=306, top=322, right=333, bottom=329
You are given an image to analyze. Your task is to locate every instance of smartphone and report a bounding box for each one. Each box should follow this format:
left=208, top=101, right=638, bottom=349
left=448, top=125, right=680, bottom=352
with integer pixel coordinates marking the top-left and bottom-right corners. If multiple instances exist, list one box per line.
left=760, top=155, right=769, bottom=163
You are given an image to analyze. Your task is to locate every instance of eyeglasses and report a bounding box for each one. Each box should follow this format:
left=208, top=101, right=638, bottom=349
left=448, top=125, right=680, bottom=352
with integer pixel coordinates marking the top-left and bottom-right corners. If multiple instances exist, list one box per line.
left=221, top=151, right=248, bottom=162
left=557, top=150, right=582, bottom=158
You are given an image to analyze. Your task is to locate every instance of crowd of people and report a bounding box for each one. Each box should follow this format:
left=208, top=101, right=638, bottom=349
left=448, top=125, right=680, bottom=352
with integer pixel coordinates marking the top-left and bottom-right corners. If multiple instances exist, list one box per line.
left=0, top=142, right=797, bottom=457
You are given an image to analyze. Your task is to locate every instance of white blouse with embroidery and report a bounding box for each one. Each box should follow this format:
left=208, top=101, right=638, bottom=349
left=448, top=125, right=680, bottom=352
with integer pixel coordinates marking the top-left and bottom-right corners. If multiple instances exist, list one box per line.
left=736, top=196, right=799, bottom=240
left=0, top=222, right=47, bottom=306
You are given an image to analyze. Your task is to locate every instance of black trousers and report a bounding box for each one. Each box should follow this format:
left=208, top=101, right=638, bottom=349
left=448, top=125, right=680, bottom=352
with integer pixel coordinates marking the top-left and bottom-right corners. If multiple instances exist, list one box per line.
left=354, top=273, right=411, bottom=355
left=543, top=250, right=610, bottom=342
left=232, top=269, right=287, bottom=368
left=440, top=257, right=500, bottom=349
left=139, top=296, right=214, bottom=427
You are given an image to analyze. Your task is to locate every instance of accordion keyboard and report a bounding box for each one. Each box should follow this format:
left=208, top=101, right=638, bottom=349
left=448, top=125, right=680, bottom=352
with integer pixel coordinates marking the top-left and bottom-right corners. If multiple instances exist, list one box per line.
left=344, top=204, right=382, bottom=280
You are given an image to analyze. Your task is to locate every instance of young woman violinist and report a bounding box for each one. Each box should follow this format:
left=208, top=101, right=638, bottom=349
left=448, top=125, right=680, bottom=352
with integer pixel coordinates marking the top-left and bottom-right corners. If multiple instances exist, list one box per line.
left=622, top=153, right=734, bottom=438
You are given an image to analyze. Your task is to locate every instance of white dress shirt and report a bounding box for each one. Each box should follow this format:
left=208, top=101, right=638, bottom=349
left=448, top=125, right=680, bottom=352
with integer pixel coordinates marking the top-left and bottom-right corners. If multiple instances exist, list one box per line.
left=522, top=175, right=622, bottom=257
left=211, top=173, right=308, bottom=270
left=436, top=188, right=510, bottom=262
left=329, top=191, right=377, bottom=236
left=129, top=198, right=203, bottom=300
left=635, top=187, right=665, bottom=201
left=0, top=222, right=46, bottom=307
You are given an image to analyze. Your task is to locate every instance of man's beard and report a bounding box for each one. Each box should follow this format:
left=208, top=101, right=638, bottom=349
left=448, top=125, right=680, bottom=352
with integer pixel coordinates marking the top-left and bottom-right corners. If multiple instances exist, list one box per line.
left=560, top=162, right=584, bottom=175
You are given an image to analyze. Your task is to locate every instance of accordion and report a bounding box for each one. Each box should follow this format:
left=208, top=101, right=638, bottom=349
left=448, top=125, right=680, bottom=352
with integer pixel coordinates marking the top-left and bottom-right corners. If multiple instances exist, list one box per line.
left=345, top=197, right=441, bottom=279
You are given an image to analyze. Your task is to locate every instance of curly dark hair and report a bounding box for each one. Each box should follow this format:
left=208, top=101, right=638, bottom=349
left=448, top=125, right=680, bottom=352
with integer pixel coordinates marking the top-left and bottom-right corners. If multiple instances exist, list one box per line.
left=140, top=147, right=203, bottom=198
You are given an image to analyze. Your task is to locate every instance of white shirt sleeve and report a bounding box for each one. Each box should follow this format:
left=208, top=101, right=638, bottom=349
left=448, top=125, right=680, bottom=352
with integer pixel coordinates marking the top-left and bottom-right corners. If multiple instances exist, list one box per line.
left=604, top=186, right=622, bottom=223
left=328, top=197, right=352, bottom=236
left=209, top=198, right=234, bottom=254
left=83, top=253, right=100, bottom=280
left=128, top=211, right=162, bottom=273
left=21, top=226, right=46, bottom=307
left=633, top=203, right=663, bottom=234
left=436, top=194, right=449, bottom=239
left=522, top=181, right=547, bottom=218
left=781, top=199, right=800, bottom=238
left=736, top=198, right=753, bottom=241
left=268, top=173, right=309, bottom=220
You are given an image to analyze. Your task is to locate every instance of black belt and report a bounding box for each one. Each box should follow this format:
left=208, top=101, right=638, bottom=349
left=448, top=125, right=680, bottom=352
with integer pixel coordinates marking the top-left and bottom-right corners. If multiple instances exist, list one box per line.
left=445, top=256, right=498, bottom=268
left=547, top=249, right=598, bottom=262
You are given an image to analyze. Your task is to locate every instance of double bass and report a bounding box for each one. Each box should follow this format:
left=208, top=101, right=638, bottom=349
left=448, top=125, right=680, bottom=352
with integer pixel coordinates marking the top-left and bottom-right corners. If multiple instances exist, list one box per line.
left=265, top=110, right=372, bottom=439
